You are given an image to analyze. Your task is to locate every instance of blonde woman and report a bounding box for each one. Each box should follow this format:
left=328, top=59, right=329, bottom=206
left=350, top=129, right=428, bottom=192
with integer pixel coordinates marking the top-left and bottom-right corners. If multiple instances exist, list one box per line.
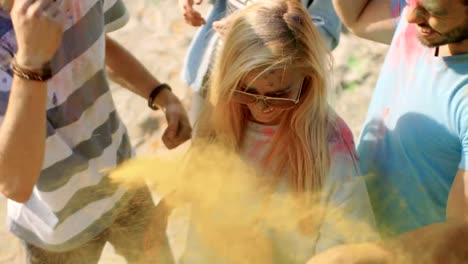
left=179, top=0, right=341, bottom=126
left=182, top=0, right=378, bottom=262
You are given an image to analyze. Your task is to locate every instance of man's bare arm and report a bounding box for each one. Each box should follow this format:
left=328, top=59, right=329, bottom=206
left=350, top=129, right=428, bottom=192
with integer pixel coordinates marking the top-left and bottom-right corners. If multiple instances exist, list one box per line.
left=0, top=75, right=48, bottom=202
left=105, top=35, right=192, bottom=149
left=332, top=0, right=398, bottom=44
left=308, top=169, right=468, bottom=263
left=447, top=169, right=468, bottom=221
left=0, top=0, right=64, bottom=202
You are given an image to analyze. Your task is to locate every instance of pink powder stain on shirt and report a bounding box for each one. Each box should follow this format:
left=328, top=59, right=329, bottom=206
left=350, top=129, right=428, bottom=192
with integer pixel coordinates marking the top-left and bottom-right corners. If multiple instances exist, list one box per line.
left=404, top=24, right=422, bottom=59
left=383, top=107, right=391, bottom=122
left=330, top=118, right=358, bottom=160
left=262, top=127, right=276, bottom=137
left=406, top=0, right=417, bottom=7
left=390, top=23, right=423, bottom=66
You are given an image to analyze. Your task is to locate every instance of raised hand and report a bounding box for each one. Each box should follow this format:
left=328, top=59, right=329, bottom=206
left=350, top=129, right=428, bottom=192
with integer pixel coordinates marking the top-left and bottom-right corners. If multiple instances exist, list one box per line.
left=178, top=0, right=205, bottom=27
left=11, top=0, right=64, bottom=69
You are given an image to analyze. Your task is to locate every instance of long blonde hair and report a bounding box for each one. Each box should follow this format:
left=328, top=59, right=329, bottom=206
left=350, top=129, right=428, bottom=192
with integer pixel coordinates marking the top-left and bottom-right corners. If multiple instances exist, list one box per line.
left=196, top=0, right=333, bottom=194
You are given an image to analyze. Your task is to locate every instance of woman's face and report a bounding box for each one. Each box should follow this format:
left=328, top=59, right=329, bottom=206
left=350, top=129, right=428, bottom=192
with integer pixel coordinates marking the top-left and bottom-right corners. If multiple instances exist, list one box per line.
left=239, top=68, right=303, bottom=125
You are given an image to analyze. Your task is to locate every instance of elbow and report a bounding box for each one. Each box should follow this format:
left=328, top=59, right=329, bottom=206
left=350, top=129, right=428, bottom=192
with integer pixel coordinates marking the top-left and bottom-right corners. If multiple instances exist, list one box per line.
left=344, top=24, right=368, bottom=39
left=2, top=186, right=34, bottom=203
left=0, top=161, right=42, bottom=203
left=0, top=178, right=35, bottom=203
left=434, top=222, right=468, bottom=261
left=338, top=14, right=370, bottom=39
left=7, top=188, right=33, bottom=203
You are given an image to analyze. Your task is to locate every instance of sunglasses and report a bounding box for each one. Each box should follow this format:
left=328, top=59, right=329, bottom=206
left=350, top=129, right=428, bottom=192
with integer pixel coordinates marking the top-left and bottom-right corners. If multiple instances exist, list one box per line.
left=231, top=78, right=304, bottom=110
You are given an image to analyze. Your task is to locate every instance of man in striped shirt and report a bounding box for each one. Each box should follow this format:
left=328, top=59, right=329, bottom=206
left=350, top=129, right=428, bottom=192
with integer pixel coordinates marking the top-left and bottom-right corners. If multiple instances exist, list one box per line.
left=0, top=0, right=191, bottom=263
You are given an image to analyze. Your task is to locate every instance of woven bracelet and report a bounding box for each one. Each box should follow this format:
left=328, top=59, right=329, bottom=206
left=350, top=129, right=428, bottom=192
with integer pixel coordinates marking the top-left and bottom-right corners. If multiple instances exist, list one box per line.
left=10, top=58, right=52, bottom=82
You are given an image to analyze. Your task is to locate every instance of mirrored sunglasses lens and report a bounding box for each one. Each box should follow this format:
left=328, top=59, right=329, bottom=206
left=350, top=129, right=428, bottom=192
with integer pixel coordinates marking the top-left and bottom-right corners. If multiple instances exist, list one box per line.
left=265, top=98, right=296, bottom=109
left=232, top=91, right=257, bottom=104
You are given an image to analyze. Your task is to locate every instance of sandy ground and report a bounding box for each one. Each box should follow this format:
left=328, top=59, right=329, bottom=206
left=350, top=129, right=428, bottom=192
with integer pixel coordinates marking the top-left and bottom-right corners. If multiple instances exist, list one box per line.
left=0, top=0, right=388, bottom=263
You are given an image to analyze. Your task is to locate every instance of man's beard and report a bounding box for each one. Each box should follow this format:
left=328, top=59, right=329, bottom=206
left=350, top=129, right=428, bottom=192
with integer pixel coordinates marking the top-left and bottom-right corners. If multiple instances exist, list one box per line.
left=418, top=24, right=468, bottom=48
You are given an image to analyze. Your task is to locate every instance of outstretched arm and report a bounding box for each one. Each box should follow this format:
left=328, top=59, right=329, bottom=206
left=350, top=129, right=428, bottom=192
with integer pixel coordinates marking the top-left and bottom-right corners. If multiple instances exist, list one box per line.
left=308, top=221, right=468, bottom=263
left=332, top=0, right=403, bottom=44
left=105, top=35, right=192, bottom=149
left=308, top=168, right=468, bottom=263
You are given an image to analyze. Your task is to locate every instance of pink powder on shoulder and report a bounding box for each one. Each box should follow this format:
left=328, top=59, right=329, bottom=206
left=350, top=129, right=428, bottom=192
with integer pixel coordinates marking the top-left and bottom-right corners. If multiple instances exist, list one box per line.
left=329, top=118, right=358, bottom=160
left=391, top=23, right=422, bottom=66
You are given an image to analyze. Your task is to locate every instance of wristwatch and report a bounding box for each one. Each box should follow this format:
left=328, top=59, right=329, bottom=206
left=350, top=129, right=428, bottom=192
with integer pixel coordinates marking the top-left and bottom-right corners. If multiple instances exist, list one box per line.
left=148, top=83, right=172, bottom=110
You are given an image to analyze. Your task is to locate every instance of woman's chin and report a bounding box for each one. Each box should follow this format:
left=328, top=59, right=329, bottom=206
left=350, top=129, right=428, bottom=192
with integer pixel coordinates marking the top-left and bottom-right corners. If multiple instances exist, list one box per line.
left=249, top=111, right=282, bottom=125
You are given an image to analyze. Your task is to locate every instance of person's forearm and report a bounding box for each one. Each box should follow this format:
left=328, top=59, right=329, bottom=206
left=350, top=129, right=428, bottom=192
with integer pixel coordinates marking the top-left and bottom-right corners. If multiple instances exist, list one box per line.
left=105, top=35, right=192, bottom=149
left=344, top=223, right=468, bottom=263
left=105, top=35, right=172, bottom=108
left=0, top=77, right=47, bottom=202
left=309, top=222, right=468, bottom=264
left=446, top=169, right=468, bottom=222
left=332, top=0, right=370, bottom=31
left=307, top=242, right=393, bottom=264
left=391, top=222, right=468, bottom=262
left=333, top=0, right=396, bottom=44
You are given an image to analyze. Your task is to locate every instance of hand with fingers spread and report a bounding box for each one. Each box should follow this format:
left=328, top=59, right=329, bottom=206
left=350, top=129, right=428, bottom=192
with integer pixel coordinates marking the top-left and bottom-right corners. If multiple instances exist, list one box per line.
left=178, top=0, right=205, bottom=27
left=11, top=0, right=64, bottom=69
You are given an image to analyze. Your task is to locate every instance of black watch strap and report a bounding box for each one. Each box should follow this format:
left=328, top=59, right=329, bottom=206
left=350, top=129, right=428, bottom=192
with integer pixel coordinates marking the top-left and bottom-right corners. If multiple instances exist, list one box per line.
left=148, top=83, right=172, bottom=110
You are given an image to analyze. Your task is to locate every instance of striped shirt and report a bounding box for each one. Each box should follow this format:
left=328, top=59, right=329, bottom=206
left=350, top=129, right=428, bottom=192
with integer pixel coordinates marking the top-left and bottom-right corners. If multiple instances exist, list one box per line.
left=0, top=0, right=133, bottom=252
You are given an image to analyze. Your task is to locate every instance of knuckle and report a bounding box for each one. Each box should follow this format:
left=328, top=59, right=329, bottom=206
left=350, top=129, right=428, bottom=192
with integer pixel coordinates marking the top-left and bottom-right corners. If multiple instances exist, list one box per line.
left=28, top=8, right=41, bottom=18
left=10, top=10, right=21, bottom=19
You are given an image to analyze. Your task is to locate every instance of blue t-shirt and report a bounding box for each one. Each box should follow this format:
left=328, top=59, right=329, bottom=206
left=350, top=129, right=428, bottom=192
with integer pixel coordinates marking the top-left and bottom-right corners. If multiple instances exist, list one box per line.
left=357, top=2, right=468, bottom=237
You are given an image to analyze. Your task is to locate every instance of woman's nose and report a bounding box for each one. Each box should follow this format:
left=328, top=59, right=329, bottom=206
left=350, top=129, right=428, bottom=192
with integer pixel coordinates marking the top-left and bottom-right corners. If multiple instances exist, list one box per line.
left=254, top=98, right=271, bottom=111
